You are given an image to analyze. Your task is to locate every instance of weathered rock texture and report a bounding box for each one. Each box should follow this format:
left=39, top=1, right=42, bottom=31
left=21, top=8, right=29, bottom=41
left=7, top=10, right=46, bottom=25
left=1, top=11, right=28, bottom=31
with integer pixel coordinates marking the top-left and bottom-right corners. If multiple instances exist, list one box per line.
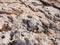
left=0, top=0, right=60, bottom=45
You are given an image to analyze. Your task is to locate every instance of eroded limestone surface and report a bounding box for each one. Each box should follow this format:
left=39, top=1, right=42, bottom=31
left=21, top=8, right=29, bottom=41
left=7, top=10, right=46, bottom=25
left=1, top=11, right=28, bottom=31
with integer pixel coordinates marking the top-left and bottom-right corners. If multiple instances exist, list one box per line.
left=0, top=0, right=60, bottom=45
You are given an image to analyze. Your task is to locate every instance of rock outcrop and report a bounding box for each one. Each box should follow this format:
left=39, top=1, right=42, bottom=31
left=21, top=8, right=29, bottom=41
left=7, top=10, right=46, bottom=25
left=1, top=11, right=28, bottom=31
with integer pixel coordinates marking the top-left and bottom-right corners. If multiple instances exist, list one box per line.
left=0, top=0, right=60, bottom=45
